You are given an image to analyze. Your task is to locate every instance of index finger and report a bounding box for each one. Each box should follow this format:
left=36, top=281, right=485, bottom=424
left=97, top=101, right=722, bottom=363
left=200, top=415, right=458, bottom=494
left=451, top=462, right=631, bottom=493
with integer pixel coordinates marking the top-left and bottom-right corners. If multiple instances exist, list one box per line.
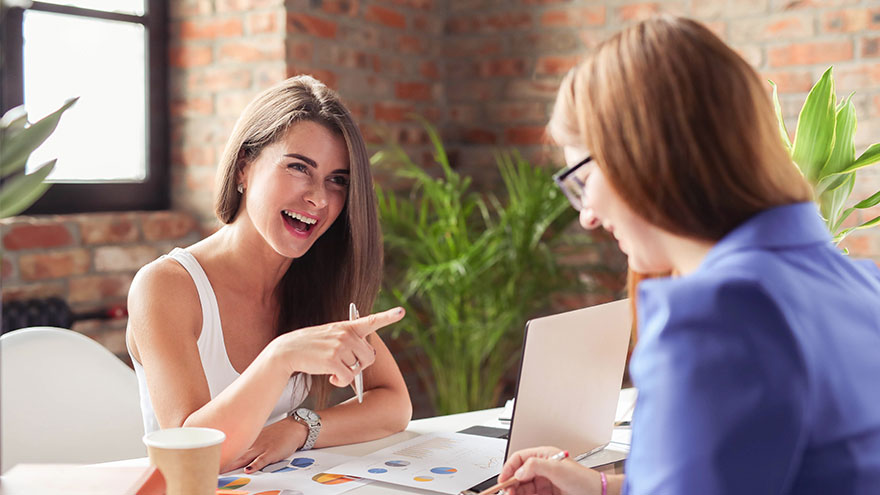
left=347, top=306, right=405, bottom=338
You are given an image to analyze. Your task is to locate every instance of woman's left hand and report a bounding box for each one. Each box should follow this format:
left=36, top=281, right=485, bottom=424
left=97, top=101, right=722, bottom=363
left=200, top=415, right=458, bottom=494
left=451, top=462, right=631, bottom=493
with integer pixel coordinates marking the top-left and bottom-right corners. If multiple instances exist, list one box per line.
left=224, top=418, right=307, bottom=474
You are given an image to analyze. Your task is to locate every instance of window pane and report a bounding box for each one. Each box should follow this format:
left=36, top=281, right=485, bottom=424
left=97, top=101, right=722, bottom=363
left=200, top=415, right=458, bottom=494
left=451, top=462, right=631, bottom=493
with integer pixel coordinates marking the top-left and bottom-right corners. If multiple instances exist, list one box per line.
left=23, top=10, right=147, bottom=182
left=35, top=0, right=145, bottom=16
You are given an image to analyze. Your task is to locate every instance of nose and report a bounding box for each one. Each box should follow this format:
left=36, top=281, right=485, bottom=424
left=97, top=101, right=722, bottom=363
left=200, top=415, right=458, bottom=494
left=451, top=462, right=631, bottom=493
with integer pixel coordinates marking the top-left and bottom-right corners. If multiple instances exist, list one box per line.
left=303, top=182, right=329, bottom=209
left=579, top=207, right=600, bottom=230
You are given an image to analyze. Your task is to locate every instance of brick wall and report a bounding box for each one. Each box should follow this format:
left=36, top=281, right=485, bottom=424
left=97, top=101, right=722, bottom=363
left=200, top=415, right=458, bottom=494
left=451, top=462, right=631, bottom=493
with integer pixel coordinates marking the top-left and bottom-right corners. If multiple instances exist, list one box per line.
left=0, top=212, right=202, bottom=361
left=439, top=0, right=880, bottom=262
left=169, top=0, right=446, bottom=227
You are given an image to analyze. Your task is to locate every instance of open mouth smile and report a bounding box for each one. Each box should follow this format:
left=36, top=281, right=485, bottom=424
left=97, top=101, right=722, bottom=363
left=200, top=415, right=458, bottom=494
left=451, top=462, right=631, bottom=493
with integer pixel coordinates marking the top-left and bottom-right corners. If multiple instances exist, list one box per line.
left=282, top=209, right=318, bottom=237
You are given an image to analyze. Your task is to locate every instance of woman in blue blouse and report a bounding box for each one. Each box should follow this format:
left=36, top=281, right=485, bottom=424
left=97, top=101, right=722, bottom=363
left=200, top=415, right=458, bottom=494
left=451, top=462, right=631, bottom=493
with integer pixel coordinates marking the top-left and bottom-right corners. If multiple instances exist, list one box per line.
left=498, top=15, right=880, bottom=495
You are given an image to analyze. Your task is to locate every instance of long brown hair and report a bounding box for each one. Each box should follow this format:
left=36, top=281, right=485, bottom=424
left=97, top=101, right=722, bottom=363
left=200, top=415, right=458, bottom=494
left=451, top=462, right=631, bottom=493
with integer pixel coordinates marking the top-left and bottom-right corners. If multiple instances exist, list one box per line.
left=550, top=15, right=812, bottom=242
left=214, top=76, right=382, bottom=405
left=549, top=16, right=812, bottom=350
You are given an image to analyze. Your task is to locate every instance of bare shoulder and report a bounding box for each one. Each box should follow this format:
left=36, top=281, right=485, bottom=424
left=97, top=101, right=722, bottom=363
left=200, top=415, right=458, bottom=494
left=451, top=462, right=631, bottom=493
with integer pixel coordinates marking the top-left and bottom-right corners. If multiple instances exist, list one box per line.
left=128, top=256, right=202, bottom=341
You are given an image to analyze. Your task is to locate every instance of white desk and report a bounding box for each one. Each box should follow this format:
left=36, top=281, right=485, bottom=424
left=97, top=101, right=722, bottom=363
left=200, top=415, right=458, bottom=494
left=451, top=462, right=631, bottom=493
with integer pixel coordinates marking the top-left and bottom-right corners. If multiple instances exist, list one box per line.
left=104, top=404, right=631, bottom=495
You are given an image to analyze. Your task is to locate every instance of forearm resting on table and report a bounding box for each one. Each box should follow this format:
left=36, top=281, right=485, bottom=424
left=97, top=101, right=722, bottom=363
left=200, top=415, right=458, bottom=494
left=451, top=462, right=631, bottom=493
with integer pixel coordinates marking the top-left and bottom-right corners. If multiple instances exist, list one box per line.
left=181, top=349, right=292, bottom=466
left=313, top=383, right=412, bottom=448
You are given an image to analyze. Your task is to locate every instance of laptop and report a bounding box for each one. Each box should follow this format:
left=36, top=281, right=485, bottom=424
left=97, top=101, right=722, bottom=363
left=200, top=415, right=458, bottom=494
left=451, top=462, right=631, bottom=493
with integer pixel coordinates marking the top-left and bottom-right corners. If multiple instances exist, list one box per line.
left=460, top=298, right=633, bottom=494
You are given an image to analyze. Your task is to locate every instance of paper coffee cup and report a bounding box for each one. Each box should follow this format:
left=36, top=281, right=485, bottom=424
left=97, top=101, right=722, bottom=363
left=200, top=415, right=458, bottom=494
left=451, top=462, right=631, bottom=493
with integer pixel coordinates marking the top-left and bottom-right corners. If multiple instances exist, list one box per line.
left=143, top=427, right=226, bottom=495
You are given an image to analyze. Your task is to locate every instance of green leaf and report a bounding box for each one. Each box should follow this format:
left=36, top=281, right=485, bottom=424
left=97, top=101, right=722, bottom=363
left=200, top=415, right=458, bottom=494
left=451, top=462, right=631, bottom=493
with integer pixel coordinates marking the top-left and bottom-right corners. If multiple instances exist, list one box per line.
left=845, top=143, right=880, bottom=172
left=0, top=160, right=56, bottom=217
left=769, top=80, right=792, bottom=153
left=791, top=67, right=836, bottom=183
left=0, top=97, right=77, bottom=177
left=852, top=189, right=880, bottom=210
left=818, top=94, right=856, bottom=179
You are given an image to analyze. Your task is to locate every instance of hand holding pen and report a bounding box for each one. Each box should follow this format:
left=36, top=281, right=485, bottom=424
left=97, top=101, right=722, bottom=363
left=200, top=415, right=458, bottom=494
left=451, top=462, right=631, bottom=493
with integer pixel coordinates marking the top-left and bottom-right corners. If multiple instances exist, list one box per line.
left=473, top=450, right=569, bottom=495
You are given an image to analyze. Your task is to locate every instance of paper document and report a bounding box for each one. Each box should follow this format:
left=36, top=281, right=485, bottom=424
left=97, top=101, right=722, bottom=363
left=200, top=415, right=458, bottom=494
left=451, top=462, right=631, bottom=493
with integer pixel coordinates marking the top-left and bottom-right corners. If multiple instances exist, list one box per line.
left=217, top=451, right=369, bottom=495
left=330, top=432, right=507, bottom=494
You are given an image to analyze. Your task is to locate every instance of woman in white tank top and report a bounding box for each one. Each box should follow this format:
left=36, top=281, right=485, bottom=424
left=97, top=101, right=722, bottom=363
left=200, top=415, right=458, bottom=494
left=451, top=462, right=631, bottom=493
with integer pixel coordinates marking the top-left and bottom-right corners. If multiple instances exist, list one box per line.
left=126, top=76, right=411, bottom=474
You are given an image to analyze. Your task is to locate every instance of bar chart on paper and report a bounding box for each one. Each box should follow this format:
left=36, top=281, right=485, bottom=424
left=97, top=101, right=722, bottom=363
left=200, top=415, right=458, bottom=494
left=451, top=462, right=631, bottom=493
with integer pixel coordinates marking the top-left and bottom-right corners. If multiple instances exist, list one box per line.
left=329, top=433, right=507, bottom=494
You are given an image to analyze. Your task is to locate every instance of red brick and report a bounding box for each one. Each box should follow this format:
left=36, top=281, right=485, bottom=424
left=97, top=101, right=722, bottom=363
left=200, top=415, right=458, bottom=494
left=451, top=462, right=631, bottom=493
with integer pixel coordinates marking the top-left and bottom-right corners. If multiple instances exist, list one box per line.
left=170, top=97, right=213, bottom=118
left=68, top=274, right=133, bottom=304
left=364, top=5, right=406, bottom=29
left=397, top=35, right=424, bottom=55
left=488, top=102, right=548, bottom=123
left=3, top=224, right=73, bottom=250
left=178, top=18, right=244, bottom=40
left=487, top=12, right=532, bottom=31
left=215, top=92, right=256, bottom=117
left=462, top=128, right=497, bottom=145
left=142, top=212, right=197, bottom=242
left=287, top=67, right=338, bottom=89
left=182, top=165, right=217, bottom=193
left=540, top=7, right=606, bottom=28
left=94, top=245, right=159, bottom=272
left=287, top=13, right=337, bottom=39
left=822, top=8, right=880, bottom=33
left=535, top=55, right=580, bottom=76
left=521, top=0, right=569, bottom=4
left=174, top=145, right=216, bottom=168
left=768, top=40, right=853, bottom=67
left=729, top=15, right=814, bottom=42
left=833, top=65, right=880, bottom=93
left=169, top=0, right=212, bottom=19
left=247, top=11, right=281, bottom=34
left=420, top=61, right=440, bottom=78
left=617, top=3, right=662, bottom=22
left=79, top=216, right=139, bottom=245
left=478, top=58, right=528, bottom=78
left=19, top=249, right=90, bottom=281
left=448, top=104, right=479, bottom=124
left=839, top=233, right=873, bottom=257
left=395, top=82, right=432, bottom=101
left=215, top=0, right=281, bottom=12
left=376, top=0, right=432, bottom=9
left=505, top=126, right=548, bottom=145
left=169, top=45, right=212, bottom=68
left=735, top=45, right=764, bottom=68
left=1, top=282, right=65, bottom=302
left=443, top=39, right=502, bottom=58
left=219, top=40, right=284, bottom=62
left=1, top=258, right=13, bottom=280
left=317, top=0, right=360, bottom=16
left=761, top=70, right=815, bottom=93
left=702, top=21, right=726, bottom=39
left=374, top=102, right=415, bottom=123
left=505, top=78, right=562, bottom=100
left=864, top=37, right=880, bottom=58
left=187, top=67, right=252, bottom=93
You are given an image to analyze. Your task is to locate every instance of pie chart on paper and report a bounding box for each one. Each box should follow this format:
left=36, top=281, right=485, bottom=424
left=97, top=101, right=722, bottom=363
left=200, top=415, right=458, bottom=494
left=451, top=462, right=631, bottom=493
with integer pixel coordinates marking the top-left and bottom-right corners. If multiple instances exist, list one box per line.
left=430, top=467, right=458, bottom=474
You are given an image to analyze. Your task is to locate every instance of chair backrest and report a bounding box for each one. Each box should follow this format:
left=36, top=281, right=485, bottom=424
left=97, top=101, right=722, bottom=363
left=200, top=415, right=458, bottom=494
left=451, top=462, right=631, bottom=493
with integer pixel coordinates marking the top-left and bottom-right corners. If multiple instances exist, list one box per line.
left=1, top=326, right=146, bottom=473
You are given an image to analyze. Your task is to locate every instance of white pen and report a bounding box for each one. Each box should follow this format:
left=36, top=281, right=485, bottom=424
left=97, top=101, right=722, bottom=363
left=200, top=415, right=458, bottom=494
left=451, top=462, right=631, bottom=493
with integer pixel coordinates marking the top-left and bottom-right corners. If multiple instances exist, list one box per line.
left=349, top=302, right=364, bottom=403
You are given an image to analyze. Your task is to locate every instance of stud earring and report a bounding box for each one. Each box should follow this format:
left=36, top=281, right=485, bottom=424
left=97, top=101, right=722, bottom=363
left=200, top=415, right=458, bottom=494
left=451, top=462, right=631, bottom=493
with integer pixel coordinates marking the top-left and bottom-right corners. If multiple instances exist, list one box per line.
left=237, top=183, right=244, bottom=194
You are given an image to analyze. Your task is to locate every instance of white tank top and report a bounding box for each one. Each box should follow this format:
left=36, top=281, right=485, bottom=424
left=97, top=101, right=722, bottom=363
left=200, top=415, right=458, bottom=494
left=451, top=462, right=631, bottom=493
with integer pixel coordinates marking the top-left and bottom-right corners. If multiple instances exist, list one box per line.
left=131, top=247, right=310, bottom=433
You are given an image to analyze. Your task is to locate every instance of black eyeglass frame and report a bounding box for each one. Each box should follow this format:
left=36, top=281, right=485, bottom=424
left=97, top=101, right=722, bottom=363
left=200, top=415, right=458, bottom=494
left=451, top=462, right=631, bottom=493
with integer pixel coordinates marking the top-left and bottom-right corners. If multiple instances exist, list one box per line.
left=553, top=155, right=593, bottom=211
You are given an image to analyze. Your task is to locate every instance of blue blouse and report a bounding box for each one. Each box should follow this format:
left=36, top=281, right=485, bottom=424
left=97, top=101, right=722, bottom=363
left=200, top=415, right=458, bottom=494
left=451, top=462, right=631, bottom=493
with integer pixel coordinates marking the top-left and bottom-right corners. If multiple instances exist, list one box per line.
left=623, top=202, right=880, bottom=495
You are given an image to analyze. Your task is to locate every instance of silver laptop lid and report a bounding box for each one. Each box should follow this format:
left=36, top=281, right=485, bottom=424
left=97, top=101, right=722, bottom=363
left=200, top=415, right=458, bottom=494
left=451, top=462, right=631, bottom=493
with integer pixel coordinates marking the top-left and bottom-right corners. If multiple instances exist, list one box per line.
left=505, top=298, right=632, bottom=459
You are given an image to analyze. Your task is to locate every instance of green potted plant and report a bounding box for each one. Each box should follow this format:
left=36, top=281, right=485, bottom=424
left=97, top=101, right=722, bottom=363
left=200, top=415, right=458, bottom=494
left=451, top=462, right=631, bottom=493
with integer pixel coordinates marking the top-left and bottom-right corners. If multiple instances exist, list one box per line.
left=373, top=119, right=578, bottom=415
left=770, top=68, right=880, bottom=244
left=0, top=98, right=77, bottom=218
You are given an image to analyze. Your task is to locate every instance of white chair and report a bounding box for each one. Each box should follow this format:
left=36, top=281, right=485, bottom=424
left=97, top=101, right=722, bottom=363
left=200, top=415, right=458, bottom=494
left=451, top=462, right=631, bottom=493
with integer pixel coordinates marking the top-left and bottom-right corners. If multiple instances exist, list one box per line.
left=1, top=326, right=146, bottom=473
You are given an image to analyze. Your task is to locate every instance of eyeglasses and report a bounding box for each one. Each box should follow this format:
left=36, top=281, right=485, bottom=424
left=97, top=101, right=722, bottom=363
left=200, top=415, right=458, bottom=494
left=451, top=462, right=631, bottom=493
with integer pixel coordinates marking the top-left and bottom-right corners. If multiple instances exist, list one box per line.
left=553, top=155, right=593, bottom=211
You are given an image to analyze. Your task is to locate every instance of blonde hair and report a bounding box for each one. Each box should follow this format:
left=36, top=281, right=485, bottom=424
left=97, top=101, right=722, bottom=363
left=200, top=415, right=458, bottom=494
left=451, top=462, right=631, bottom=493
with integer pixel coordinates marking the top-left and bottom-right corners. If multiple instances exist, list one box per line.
left=549, top=15, right=812, bottom=241
left=214, top=75, right=382, bottom=406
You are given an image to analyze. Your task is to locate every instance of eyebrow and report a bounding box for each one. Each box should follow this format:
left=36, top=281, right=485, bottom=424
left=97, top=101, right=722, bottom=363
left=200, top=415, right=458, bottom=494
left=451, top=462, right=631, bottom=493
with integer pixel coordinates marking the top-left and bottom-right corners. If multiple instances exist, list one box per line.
left=284, top=153, right=349, bottom=175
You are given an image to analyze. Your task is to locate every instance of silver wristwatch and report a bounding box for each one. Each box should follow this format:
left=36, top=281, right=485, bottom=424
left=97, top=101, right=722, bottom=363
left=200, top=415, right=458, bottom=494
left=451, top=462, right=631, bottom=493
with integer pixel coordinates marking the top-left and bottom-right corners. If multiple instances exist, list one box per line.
left=291, top=407, right=322, bottom=451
